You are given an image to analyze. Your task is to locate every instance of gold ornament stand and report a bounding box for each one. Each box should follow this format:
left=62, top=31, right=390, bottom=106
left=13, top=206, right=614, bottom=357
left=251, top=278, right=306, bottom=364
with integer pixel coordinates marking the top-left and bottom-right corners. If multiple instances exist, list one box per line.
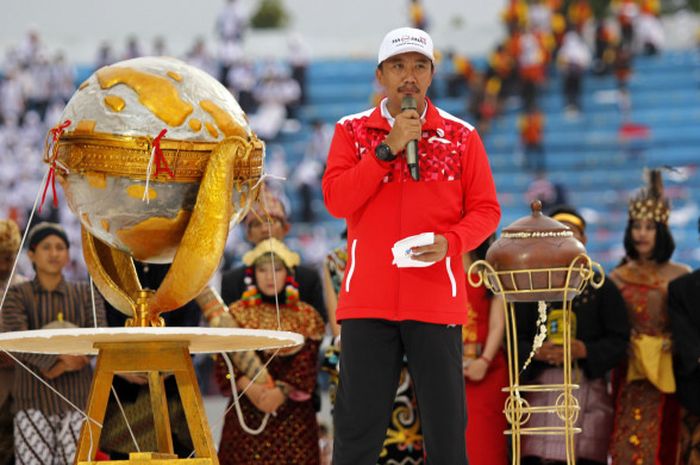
left=468, top=255, right=604, bottom=465
left=75, top=341, right=215, bottom=465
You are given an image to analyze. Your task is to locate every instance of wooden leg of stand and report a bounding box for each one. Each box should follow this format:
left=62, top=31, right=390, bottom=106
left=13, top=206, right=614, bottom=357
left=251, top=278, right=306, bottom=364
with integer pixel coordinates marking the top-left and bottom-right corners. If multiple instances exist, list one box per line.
left=75, top=353, right=114, bottom=463
left=172, top=348, right=218, bottom=463
left=148, top=372, right=174, bottom=454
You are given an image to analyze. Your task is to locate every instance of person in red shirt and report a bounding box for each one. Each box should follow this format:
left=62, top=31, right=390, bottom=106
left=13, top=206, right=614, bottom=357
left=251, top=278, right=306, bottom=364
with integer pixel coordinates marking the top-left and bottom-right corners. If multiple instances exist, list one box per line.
left=519, top=108, right=545, bottom=171
left=463, top=236, right=509, bottom=465
left=322, top=26, right=501, bottom=465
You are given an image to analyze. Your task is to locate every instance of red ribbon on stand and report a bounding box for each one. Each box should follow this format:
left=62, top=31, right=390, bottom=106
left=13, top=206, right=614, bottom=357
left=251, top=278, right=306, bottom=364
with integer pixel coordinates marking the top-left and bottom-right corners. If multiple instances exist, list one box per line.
left=152, top=129, right=173, bottom=178
left=39, top=119, right=72, bottom=213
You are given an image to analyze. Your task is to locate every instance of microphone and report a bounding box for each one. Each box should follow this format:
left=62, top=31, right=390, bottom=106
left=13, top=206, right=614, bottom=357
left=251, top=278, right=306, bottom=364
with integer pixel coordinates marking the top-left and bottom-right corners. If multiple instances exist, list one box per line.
left=401, top=96, right=420, bottom=181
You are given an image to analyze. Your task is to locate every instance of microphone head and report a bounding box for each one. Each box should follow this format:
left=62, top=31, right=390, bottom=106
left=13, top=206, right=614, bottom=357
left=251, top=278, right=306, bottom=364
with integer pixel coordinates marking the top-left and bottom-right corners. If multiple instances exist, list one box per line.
left=401, top=96, right=417, bottom=112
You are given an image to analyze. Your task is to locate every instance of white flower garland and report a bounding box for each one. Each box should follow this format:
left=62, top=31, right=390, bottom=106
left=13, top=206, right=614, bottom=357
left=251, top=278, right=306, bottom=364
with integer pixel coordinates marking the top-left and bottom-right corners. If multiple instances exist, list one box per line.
left=521, top=300, right=548, bottom=372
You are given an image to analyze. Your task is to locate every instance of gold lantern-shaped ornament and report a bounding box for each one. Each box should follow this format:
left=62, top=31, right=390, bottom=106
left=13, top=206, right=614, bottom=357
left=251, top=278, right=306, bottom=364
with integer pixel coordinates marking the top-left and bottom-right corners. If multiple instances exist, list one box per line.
left=468, top=201, right=604, bottom=465
left=45, top=56, right=264, bottom=326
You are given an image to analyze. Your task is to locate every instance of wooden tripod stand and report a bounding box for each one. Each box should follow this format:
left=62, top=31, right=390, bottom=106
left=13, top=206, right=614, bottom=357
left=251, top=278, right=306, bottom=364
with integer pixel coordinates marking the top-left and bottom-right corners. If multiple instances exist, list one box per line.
left=75, top=341, right=218, bottom=465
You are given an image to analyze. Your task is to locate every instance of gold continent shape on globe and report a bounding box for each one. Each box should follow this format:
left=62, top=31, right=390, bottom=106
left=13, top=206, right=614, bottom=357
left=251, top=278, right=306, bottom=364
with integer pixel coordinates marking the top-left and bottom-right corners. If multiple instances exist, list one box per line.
left=53, top=56, right=262, bottom=263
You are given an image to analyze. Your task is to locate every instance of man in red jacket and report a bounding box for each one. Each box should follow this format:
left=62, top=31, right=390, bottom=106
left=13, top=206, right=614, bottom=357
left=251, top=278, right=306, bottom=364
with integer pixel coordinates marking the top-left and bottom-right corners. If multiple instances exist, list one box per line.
left=322, top=27, right=501, bottom=465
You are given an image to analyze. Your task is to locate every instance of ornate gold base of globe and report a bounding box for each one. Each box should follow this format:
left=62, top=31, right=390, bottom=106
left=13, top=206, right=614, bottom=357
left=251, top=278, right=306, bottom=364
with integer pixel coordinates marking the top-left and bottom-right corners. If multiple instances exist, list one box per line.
left=469, top=255, right=604, bottom=465
left=79, top=135, right=264, bottom=322
left=125, top=290, right=165, bottom=328
left=55, top=132, right=263, bottom=183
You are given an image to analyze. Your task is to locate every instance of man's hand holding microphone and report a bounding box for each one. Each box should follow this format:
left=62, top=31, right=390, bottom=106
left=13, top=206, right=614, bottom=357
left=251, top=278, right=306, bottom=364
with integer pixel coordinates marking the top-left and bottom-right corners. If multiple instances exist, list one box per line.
left=378, top=96, right=421, bottom=182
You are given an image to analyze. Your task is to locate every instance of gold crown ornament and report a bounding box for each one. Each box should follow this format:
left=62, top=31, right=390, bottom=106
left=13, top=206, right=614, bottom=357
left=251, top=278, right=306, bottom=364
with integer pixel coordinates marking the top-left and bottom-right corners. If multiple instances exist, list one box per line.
left=628, top=169, right=670, bottom=224
left=243, top=238, right=301, bottom=269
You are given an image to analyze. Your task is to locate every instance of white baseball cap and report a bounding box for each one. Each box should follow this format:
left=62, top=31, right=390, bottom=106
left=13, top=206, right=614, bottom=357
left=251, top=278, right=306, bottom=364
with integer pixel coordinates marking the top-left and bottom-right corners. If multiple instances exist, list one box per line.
left=377, top=27, right=434, bottom=65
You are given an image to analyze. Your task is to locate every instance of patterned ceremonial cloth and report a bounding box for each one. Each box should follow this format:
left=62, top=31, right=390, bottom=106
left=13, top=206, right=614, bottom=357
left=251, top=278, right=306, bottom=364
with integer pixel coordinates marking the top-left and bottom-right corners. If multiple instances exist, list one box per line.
left=216, top=300, right=324, bottom=465
left=325, top=245, right=347, bottom=298
left=100, top=383, right=192, bottom=455
left=378, top=367, right=423, bottom=464
left=228, top=300, right=324, bottom=353
left=609, top=264, right=681, bottom=465
left=322, top=247, right=424, bottom=465
left=13, top=409, right=84, bottom=465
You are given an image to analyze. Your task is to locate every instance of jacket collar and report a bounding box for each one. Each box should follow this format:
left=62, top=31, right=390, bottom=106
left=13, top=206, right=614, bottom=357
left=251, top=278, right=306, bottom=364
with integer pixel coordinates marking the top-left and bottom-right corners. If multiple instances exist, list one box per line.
left=366, top=97, right=442, bottom=133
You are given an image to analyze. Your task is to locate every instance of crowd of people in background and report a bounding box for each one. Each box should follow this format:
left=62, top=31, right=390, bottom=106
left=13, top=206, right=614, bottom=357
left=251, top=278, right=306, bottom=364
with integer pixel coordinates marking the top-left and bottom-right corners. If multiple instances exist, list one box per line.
left=0, top=0, right=681, bottom=270
left=435, top=0, right=667, bottom=204
left=446, top=0, right=665, bottom=129
left=0, top=0, right=317, bottom=280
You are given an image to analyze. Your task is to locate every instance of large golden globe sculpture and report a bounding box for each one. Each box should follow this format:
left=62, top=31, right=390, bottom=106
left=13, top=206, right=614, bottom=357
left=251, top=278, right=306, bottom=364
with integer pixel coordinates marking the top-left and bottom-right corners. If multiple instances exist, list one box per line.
left=47, top=57, right=264, bottom=325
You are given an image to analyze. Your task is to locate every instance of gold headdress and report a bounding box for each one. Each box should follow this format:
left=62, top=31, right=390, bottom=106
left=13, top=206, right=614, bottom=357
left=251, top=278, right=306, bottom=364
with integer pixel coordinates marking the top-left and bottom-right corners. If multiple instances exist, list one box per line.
left=242, top=238, right=301, bottom=269
left=628, top=169, right=670, bottom=224
left=0, top=219, right=20, bottom=254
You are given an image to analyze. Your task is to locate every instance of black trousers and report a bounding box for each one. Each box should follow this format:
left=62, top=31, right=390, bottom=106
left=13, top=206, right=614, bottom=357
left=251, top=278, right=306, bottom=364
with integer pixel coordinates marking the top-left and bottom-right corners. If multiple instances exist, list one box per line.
left=333, top=319, right=468, bottom=465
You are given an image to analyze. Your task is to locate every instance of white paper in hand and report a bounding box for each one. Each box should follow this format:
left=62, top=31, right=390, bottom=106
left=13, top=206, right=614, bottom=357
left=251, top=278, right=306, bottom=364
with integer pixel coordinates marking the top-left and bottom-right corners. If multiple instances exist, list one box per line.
left=391, top=232, right=436, bottom=268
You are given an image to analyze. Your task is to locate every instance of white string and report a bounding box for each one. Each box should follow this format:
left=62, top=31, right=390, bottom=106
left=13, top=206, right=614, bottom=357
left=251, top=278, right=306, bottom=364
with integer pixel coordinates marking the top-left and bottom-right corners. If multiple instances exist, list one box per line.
left=186, top=347, right=281, bottom=459
left=226, top=172, right=285, bottom=229
left=0, top=165, right=102, bottom=458
left=0, top=348, right=102, bottom=431
left=111, top=385, right=142, bottom=452
left=142, top=145, right=156, bottom=203
left=220, top=352, right=270, bottom=435
left=88, top=276, right=142, bottom=453
left=208, top=187, right=286, bottom=438
left=183, top=178, right=291, bottom=457
left=251, top=172, right=286, bottom=192
left=89, top=278, right=98, bottom=329
left=85, top=414, right=96, bottom=463
left=0, top=169, right=48, bottom=313
left=189, top=173, right=292, bottom=452
left=259, top=189, right=284, bottom=330
left=218, top=347, right=282, bottom=421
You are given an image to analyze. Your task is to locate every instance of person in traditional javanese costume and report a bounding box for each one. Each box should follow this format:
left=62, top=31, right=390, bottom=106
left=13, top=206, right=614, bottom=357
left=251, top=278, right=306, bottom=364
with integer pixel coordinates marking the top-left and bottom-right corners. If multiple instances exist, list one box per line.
left=609, top=170, right=691, bottom=465
left=215, top=238, right=324, bottom=465
left=2, top=222, right=107, bottom=465
left=668, top=216, right=700, bottom=465
left=516, top=206, right=629, bottom=465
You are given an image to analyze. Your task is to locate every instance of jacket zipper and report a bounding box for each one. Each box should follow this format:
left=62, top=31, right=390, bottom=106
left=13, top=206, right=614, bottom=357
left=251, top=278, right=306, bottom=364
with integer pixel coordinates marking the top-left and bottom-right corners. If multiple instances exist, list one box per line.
left=396, top=147, right=406, bottom=318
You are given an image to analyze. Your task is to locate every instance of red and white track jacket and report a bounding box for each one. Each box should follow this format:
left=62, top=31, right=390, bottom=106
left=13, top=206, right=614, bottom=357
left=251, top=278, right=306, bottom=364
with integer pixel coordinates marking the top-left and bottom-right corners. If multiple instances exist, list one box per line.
left=322, top=98, right=500, bottom=325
